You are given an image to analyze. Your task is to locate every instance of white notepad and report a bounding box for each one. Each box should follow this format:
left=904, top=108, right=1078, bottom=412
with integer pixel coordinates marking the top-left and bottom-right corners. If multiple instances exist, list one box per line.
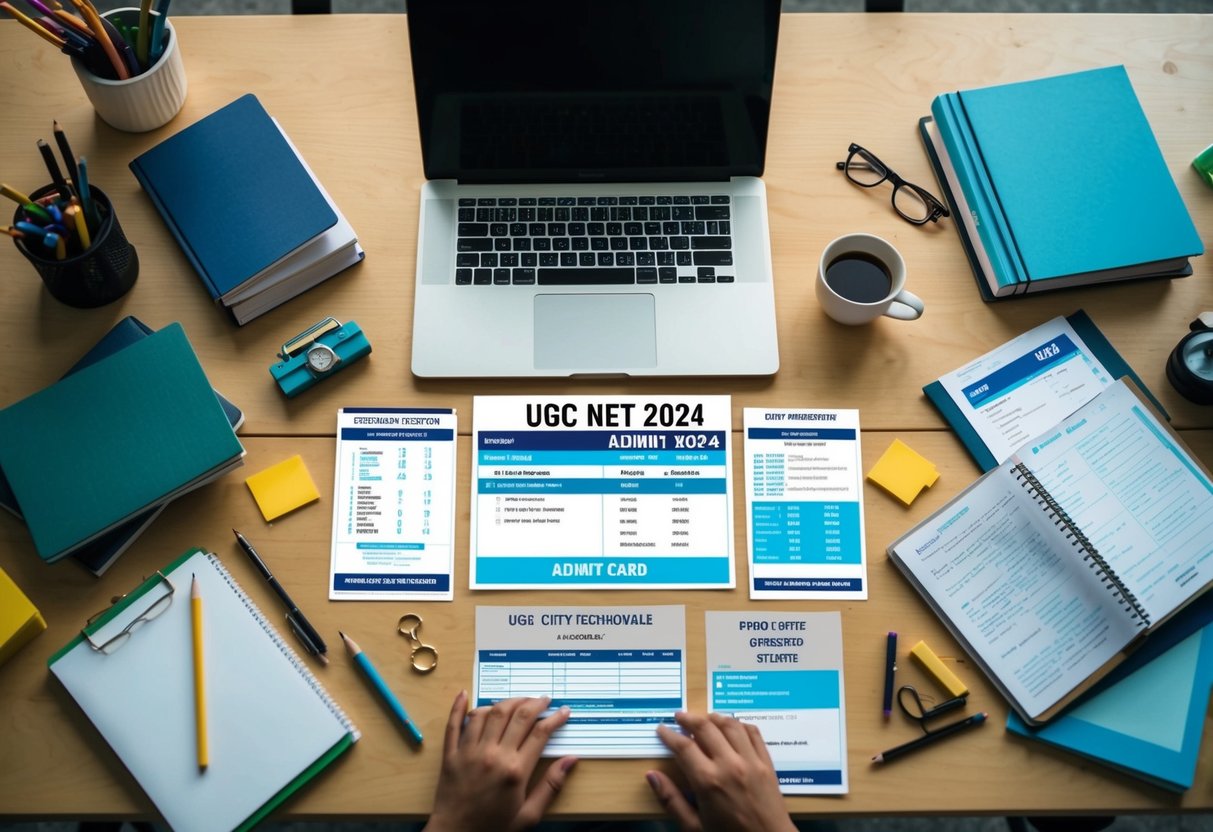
left=49, top=549, right=358, bottom=832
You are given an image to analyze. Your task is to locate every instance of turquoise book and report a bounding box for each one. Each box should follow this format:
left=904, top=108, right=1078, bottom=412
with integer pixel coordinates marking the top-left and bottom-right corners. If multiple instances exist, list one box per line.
left=1007, top=593, right=1213, bottom=792
left=0, top=323, right=245, bottom=563
left=923, top=65, right=1202, bottom=299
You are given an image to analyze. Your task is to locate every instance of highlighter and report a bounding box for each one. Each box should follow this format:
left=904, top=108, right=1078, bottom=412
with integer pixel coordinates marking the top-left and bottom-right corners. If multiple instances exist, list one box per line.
left=909, top=640, right=969, bottom=698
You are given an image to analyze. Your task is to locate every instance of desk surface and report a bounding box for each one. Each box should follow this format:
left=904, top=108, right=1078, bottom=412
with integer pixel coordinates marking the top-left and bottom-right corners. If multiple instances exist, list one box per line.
left=1, top=11, right=1212, bottom=821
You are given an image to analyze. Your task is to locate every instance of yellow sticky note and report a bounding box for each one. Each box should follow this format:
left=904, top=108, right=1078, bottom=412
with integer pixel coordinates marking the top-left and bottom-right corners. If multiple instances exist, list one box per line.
left=910, top=640, right=969, bottom=698
left=245, top=455, right=320, bottom=521
left=866, top=439, right=939, bottom=506
left=0, top=565, right=46, bottom=666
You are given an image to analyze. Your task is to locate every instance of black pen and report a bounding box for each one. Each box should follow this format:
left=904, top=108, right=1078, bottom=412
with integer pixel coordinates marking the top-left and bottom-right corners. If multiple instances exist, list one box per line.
left=871, top=712, right=987, bottom=764
left=232, top=529, right=328, bottom=664
left=882, top=631, right=897, bottom=719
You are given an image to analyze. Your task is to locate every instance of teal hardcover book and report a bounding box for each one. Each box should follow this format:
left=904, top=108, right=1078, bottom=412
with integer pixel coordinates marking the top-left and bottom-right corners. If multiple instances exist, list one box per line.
left=925, top=66, right=1202, bottom=297
left=1007, top=594, right=1213, bottom=792
left=0, top=323, right=245, bottom=563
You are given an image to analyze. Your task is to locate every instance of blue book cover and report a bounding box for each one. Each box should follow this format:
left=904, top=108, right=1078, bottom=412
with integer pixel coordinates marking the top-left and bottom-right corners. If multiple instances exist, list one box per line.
left=955, top=65, right=1202, bottom=285
left=0, top=317, right=244, bottom=575
left=129, top=94, right=338, bottom=302
left=1007, top=593, right=1213, bottom=792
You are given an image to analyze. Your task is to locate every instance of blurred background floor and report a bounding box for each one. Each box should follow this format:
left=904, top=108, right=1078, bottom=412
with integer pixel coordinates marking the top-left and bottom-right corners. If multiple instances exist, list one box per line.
left=5, top=0, right=1211, bottom=831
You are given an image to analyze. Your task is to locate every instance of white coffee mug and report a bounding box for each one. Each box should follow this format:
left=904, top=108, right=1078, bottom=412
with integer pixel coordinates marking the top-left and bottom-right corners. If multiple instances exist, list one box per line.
left=71, top=8, right=187, bottom=133
left=815, top=233, right=924, bottom=325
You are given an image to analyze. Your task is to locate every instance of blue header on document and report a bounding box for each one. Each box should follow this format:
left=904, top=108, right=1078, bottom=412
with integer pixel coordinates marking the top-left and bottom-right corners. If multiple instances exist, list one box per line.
left=963, top=334, right=1080, bottom=407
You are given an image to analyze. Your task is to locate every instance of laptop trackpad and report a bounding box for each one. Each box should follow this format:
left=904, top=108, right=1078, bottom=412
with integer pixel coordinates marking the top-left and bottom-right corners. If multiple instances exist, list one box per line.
left=534, top=294, right=657, bottom=370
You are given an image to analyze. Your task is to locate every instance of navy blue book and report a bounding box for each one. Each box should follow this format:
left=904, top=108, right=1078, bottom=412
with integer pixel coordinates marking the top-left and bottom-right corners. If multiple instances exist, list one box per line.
left=129, top=94, right=363, bottom=325
left=0, top=317, right=244, bottom=575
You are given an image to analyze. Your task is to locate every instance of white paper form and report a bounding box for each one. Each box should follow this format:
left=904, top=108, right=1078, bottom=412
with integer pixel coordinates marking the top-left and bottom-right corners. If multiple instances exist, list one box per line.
left=706, top=611, right=848, bottom=794
left=743, top=409, right=867, bottom=600
left=937, top=316, right=1113, bottom=466
left=470, top=396, right=734, bottom=589
left=475, top=606, right=686, bottom=758
left=329, top=408, right=456, bottom=600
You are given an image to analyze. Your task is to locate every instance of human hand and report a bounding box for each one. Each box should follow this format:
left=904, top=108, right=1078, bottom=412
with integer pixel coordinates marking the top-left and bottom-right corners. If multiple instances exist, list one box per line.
left=423, top=691, right=577, bottom=832
left=646, top=711, right=796, bottom=832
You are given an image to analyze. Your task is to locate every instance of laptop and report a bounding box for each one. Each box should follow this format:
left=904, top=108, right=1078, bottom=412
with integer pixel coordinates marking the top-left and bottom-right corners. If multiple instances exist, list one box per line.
left=408, top=0, right=782, bottom=378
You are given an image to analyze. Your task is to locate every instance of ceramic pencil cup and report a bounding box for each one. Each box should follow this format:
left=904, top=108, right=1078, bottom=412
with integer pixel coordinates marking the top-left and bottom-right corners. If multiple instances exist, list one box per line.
left=71, top=8, right=188, bottom=133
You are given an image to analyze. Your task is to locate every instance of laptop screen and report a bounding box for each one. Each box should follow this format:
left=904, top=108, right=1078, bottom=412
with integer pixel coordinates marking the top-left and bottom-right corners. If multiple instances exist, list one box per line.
left=407, top=0, right=781, bottom=184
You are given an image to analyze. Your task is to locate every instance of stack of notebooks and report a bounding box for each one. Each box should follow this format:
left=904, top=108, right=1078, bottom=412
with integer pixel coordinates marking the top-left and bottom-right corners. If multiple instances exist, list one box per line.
left=0, top=317, right=244, bottom=575
left=0, top=323, right=245, bottom=565
left=130, top=94, right=364, bottom=325
left=919, top=65, right=1203, bottom=300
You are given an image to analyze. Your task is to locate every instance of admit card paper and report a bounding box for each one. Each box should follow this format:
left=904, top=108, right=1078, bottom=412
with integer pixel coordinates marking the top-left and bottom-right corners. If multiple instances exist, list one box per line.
left=470, top=396, right=734, bottom=589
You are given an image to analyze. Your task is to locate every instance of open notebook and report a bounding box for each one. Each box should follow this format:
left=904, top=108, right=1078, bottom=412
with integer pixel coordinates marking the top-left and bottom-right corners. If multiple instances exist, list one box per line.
left=49, top=549, right=358, bottom=832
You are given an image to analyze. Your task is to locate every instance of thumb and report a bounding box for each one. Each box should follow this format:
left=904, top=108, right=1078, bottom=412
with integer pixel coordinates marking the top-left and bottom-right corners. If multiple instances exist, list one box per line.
left=646, top=770, right=702, bottom=832
left=512, top=756, right=578, bottom=831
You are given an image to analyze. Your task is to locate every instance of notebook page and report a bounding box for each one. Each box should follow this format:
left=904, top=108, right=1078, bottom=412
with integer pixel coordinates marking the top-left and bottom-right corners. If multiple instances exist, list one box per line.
left=51, top=550, right=354, bottom=832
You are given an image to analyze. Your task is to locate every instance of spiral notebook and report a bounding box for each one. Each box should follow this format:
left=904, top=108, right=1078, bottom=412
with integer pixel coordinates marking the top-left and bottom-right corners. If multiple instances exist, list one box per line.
left=888, top=379, right=1213, bottom=725
left=48, top=549, right=358, bottom=832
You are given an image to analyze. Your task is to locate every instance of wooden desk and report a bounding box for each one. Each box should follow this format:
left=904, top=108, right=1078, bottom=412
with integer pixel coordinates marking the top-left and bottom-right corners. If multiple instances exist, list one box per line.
left=1, top=11, right=1211, bottom=822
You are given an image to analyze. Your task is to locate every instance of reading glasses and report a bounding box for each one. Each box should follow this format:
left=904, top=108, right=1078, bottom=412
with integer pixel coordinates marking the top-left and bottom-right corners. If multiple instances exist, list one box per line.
left=836, top=142, right=950, bottom=226
left=896, top=684, right=968, bottom=733
left=82, top=571, right=176, bottom=654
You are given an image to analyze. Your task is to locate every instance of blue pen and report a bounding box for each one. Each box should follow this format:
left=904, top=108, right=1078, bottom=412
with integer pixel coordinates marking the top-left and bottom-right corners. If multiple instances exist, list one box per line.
left=148, top=0, right=171, bottom=64
left=340, top=631, right=424, bottom=744
left=76, top=156, right=98, bottom=228
left=46, top=202, right=63, bottom=223
left=15, top=221, right=49, bottom=236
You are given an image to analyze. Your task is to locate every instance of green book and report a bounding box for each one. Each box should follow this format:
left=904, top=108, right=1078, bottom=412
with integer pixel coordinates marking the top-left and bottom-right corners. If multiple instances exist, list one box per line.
left=0, top=323, right=244, bottom=563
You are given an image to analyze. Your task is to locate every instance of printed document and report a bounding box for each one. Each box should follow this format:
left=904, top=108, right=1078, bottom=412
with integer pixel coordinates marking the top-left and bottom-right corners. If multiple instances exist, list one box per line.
left=937, top=316, right=1113, bottom=465
left=475, top=606, right=686, bottom=757
left=743, top=408, right=867, bottom=599
left=706, top=611, right=848, bottom=794
left=329, top=408, right=456, bottom=600
left=470, top=396, right=734, bottom=589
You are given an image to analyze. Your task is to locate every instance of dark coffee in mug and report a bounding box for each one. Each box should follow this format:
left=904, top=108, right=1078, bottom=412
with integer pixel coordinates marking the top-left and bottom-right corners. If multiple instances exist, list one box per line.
left=824, top=251, right=892, bottom=304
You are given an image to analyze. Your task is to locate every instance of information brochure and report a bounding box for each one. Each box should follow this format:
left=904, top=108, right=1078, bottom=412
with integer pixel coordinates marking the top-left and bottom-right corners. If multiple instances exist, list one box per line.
left=470, top=396, right=734, bottom=589
left=743, top=408, right=867, bottom=600
left=475, top=606, right=686, bottom=758
left=706, top=611, right=848, bottom=794
left=329, top=408, right=456, bottom=600
left=934, top=315, right=1114, bottom=467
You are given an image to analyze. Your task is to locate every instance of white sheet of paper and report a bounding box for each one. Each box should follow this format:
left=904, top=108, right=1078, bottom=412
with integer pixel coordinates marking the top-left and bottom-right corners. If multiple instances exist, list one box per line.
left=474, top=605, right=687, bottom=757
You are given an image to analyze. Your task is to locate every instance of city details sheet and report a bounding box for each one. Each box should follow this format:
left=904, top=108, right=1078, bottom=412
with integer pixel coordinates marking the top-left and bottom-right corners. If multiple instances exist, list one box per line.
left=470, top=397, right=734, bottom=589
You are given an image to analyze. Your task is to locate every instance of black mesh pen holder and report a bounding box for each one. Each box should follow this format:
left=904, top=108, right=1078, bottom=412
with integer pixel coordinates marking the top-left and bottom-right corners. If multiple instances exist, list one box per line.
left=13, top=185, right=139, bottom=308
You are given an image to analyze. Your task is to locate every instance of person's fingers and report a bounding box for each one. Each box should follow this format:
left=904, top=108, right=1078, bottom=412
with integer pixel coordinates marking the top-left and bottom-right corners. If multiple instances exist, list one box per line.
left=500, top=695, right=551, bottom=750
left=656, top=721, right=713, bottom=784
left=743, top=719, right=775, bottom=767
left=708, top=712, right=760, bottom=761
left=512, top=755, right=578, bottom=831
left=645, top=770, right=703, bottom=832
left=460, top=701, right=491, bottom=748
left=675, top=710, right=732, bottom=760
left=442, top=689, right=468, bottom=764
left=477, top=696, right=526, bottom=747
left=518, top=704, right=571, bottom=765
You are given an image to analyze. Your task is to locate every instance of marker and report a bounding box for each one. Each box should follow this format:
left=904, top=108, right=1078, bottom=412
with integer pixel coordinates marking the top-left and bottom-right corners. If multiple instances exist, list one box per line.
left=21, top=203, right=52, bottom=223
left=148, top=0, right=171, bottom=63
left=882, top=631, right=897, bottom=719
left=36, top=138, right=71, bottom=199
left=53, top=122, right=80, bottom=194
left=232, top=530, right=328, bottom=664
left=76, top=156, right=97, bottom=229
left=340, top=631, right=424, bottom=744
left=872, top=712, right=987, bottom=764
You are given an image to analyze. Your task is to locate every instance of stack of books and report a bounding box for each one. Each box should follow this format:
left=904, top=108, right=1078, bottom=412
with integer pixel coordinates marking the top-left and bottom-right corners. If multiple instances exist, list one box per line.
left=920, top=65, right=1203, bottom=300
left=0, top=323, right=245, bottom=564
left=0, top=317, right=244, bottom=575
left=130, top=94, right=364, bottom=325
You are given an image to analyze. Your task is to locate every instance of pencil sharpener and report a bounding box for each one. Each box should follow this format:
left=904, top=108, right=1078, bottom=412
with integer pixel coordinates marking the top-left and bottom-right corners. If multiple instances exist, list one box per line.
left=1166, top=312, right=1213, bottom=405
left=269, top=317, right=371, bottom=397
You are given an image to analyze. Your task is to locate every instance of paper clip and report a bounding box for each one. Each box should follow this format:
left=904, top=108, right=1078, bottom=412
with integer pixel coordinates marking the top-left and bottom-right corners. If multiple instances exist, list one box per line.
left=397, top=613, right=438, bottom=673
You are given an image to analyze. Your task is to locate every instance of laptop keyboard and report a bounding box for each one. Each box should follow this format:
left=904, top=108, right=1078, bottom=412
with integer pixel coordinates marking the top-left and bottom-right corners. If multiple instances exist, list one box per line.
left=454, top=195, right=733, bottom=286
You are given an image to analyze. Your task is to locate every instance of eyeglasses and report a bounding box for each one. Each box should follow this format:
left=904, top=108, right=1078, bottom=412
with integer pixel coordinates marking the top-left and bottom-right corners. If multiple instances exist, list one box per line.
left=83, top=571, right=176, bottom=654
left=836, top=143, right=950, bottom=226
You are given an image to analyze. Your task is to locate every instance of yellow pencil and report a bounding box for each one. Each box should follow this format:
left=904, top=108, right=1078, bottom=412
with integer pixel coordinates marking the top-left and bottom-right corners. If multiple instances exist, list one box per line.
left=66, top=204, right=90, bottom=249
left=190, top=574, right=208, bottom=772
left=0, top=2, right=67, bottom=48
left=0, top=184, right=33, bottom=206
left=54, top=234, right=66, bottom=260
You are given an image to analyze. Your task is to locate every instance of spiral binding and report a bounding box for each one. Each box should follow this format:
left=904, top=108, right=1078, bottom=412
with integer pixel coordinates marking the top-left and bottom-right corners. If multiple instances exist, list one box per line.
left=204, top=551, right=360, bottom=739
left=1010, top=463, right=1150, bottom=629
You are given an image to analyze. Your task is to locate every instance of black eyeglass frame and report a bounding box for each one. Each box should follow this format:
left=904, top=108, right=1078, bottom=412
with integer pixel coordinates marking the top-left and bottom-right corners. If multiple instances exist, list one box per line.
left=896, top=684, right=968, bottom=735
left=836, top=143, right=950, bottom=226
